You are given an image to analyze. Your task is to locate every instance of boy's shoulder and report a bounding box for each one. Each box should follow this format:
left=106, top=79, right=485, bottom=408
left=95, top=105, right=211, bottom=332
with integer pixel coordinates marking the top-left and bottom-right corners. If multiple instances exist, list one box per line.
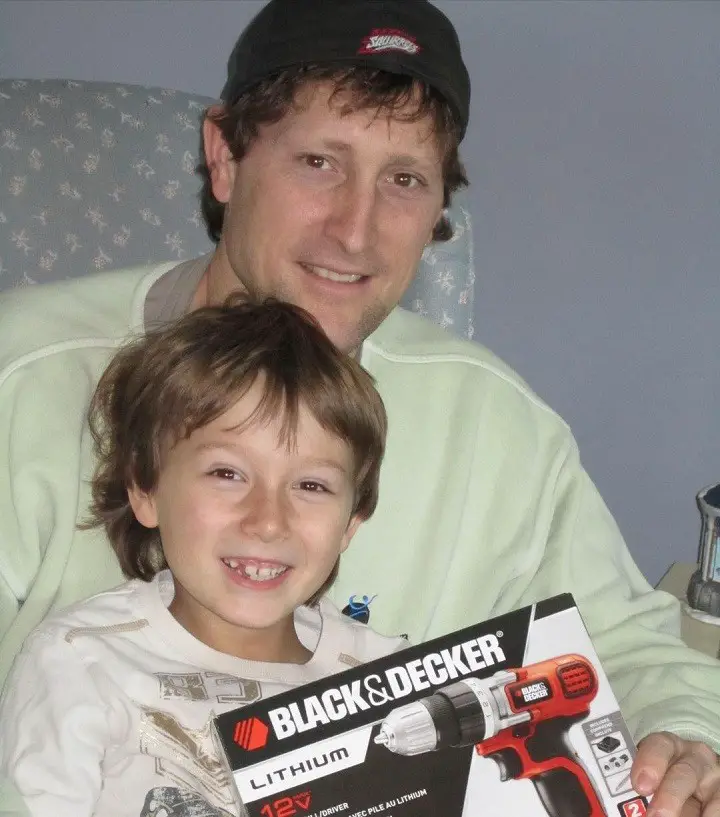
left=23, top=579, right=147, bottom=645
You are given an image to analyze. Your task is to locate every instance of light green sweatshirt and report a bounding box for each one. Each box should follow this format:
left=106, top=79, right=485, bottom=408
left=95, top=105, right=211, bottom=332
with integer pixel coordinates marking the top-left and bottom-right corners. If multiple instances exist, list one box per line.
left=1, top=262, right=719, bottom=750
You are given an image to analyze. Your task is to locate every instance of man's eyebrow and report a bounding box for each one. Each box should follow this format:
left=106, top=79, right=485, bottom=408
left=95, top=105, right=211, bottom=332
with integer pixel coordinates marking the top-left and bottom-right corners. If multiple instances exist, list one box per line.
left=318, top=139, right=351, bottom=154
left=385, top=153, right=432, bottom=168
left=318, top=140, right=433, bottom=168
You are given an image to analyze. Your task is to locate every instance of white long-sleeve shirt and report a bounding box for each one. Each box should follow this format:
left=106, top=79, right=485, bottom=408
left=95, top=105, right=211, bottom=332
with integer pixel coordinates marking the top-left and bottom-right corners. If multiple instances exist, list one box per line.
left=0, top=572, right=407, bottom=817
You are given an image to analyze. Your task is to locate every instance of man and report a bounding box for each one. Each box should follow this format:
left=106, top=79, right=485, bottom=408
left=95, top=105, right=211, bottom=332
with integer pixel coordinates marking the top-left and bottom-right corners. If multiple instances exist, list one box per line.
left=0, top=1, right=718, bottom=815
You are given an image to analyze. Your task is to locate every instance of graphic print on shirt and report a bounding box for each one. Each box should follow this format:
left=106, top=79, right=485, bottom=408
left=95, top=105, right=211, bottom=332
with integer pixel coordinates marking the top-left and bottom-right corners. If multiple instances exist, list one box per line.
left=136, top=672, right=262, bottom=816
left=140, top=785, right=234, bottom=817
left=155, top=671, right=262, bottom=705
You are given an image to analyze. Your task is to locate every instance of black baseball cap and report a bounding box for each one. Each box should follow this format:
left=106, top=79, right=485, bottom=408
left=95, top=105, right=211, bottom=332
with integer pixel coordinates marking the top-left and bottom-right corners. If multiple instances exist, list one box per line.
left=221, top=0, right=471, bottom=140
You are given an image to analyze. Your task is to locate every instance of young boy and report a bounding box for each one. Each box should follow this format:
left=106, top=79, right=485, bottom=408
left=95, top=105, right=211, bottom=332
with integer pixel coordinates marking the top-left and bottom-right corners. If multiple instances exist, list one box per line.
left=0, top=297, right=407, bottom=817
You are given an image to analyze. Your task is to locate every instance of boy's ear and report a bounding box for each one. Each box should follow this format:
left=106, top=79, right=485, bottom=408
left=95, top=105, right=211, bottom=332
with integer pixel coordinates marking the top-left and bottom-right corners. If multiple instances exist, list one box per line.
left=339, top=514, right=364, bottom=555
left=127, top=485, right=159, bottom=529
left=202, top=108, right=237, bottom=204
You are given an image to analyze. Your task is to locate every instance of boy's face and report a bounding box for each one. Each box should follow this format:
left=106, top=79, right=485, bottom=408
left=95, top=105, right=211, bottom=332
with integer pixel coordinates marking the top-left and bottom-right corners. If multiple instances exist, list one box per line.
left=129, top=380, right=362, bottom=662
left=201, top=81, right=445, bottom=354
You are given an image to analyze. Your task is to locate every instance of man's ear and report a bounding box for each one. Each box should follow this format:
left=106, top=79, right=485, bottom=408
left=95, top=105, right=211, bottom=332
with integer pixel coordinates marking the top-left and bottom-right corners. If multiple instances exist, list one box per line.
left=202, top=107, right=237, bottom=204
left=339, top=514, right=364, bottom=555
left=127, top=484, right=159, bottom=529
left=429, top=205, right=447, bottom=244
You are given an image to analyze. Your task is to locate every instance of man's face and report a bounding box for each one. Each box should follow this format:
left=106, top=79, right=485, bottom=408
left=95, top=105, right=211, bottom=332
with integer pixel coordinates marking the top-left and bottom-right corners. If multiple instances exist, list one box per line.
left=129, top=380, right=361, bottom=662
left=203, top=82, right=445, bottom=353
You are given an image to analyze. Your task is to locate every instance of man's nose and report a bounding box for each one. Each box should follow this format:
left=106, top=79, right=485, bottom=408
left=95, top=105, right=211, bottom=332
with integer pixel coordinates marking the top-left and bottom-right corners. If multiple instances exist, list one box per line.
left=324, top=177, right=379, bottom=256
left=239, top=483, right=290, bottom=543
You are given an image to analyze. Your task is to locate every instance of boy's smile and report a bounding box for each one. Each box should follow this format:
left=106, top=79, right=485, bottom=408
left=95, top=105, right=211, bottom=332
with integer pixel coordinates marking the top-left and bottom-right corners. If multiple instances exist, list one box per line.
left=129, top=378, right=362, bottom=663
left=221, top=557, right=288, bottom=584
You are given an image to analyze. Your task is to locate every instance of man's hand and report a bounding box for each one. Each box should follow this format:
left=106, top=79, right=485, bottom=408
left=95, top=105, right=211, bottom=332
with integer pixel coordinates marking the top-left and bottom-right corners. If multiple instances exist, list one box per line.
left=632, top=732, right=720, bottom=816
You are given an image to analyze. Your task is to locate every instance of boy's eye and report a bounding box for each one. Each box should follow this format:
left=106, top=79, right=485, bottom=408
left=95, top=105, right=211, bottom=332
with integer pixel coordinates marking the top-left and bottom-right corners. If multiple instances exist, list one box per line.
left=298, top=480, right=329, bottom=493
left=210, top=468, right=239, bottom=481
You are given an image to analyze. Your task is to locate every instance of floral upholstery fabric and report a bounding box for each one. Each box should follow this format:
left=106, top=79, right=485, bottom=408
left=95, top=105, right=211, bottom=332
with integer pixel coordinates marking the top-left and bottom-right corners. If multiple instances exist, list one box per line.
left=0, top=78, right=475, bottom=338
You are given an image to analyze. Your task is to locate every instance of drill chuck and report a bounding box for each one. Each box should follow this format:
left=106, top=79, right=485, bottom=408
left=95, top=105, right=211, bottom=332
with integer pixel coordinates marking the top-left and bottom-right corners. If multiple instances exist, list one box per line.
left=374, top=675, right=526, bottom=755
left=374, top=700, right=438, bottom=755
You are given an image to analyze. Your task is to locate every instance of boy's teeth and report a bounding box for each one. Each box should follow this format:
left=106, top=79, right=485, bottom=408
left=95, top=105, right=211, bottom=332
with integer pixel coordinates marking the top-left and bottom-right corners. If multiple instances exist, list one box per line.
left=223, top=559, right=287, bottom=581
left=310, top=266, right=361, bottom=284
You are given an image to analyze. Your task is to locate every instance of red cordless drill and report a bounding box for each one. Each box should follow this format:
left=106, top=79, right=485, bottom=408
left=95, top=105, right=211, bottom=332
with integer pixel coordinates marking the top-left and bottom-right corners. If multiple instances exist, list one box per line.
left=374, top=654, right=604, bottom=817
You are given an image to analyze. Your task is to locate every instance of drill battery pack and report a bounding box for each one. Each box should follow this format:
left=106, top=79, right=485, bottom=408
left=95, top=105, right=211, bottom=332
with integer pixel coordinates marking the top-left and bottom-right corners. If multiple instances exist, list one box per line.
left=214, top=594, right=649, bottom=817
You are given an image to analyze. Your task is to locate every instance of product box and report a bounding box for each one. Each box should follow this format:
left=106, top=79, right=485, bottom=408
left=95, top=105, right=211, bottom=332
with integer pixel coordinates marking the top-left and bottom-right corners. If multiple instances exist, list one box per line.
left=214, top=594, right=650, bottom=817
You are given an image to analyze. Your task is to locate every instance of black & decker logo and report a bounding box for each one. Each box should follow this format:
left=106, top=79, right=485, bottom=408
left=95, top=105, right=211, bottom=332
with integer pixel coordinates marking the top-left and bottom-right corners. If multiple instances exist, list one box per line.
left=268, top=633, right=506, bottom=740
left=233, top=716, right=269, bottom=750
left=357, top=28, right=421, bottom=56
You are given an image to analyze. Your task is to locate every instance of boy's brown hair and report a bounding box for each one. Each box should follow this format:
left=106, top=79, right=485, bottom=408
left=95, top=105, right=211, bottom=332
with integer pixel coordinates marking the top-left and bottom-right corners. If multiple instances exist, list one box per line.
left=84, top=296, right=387, bottom=604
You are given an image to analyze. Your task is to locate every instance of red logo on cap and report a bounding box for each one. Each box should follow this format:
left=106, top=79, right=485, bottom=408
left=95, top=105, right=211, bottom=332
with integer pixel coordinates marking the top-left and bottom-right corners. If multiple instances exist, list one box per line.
left=233, top=716, right=269, bottom=750
left=358, top=28, right=421, bottom=56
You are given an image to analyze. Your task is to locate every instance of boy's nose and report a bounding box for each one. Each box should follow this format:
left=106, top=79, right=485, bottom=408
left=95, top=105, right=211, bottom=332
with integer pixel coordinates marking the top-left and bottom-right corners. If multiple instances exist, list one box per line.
left=239, top=484, right=290, bottom=543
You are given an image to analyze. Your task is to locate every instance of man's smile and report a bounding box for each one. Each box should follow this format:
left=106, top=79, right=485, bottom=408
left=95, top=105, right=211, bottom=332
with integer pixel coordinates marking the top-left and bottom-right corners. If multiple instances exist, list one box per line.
left=299, top=262, right=365, bottom=284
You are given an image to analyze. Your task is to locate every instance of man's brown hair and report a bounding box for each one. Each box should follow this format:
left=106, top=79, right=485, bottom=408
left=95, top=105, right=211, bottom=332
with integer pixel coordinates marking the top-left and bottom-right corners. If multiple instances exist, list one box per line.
left=198, top=65, right=468, bottom=244
left=84, top=296, right=387, bottom=604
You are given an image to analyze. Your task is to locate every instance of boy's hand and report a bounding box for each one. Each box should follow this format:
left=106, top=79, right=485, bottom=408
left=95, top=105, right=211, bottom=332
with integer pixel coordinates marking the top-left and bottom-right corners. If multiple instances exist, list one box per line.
left=632, top=732, right=720, bottom=816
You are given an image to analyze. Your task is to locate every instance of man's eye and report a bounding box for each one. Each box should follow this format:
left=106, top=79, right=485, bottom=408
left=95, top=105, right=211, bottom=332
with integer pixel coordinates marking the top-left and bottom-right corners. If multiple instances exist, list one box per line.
left=303, top=154, right=330, bottom=170
left=392, top=172, right=423, bottom=188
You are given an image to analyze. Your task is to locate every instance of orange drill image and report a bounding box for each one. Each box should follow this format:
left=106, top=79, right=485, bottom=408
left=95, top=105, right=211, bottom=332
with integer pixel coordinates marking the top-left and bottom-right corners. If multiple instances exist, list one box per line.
left=375, top=654, right=605, bottom=817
